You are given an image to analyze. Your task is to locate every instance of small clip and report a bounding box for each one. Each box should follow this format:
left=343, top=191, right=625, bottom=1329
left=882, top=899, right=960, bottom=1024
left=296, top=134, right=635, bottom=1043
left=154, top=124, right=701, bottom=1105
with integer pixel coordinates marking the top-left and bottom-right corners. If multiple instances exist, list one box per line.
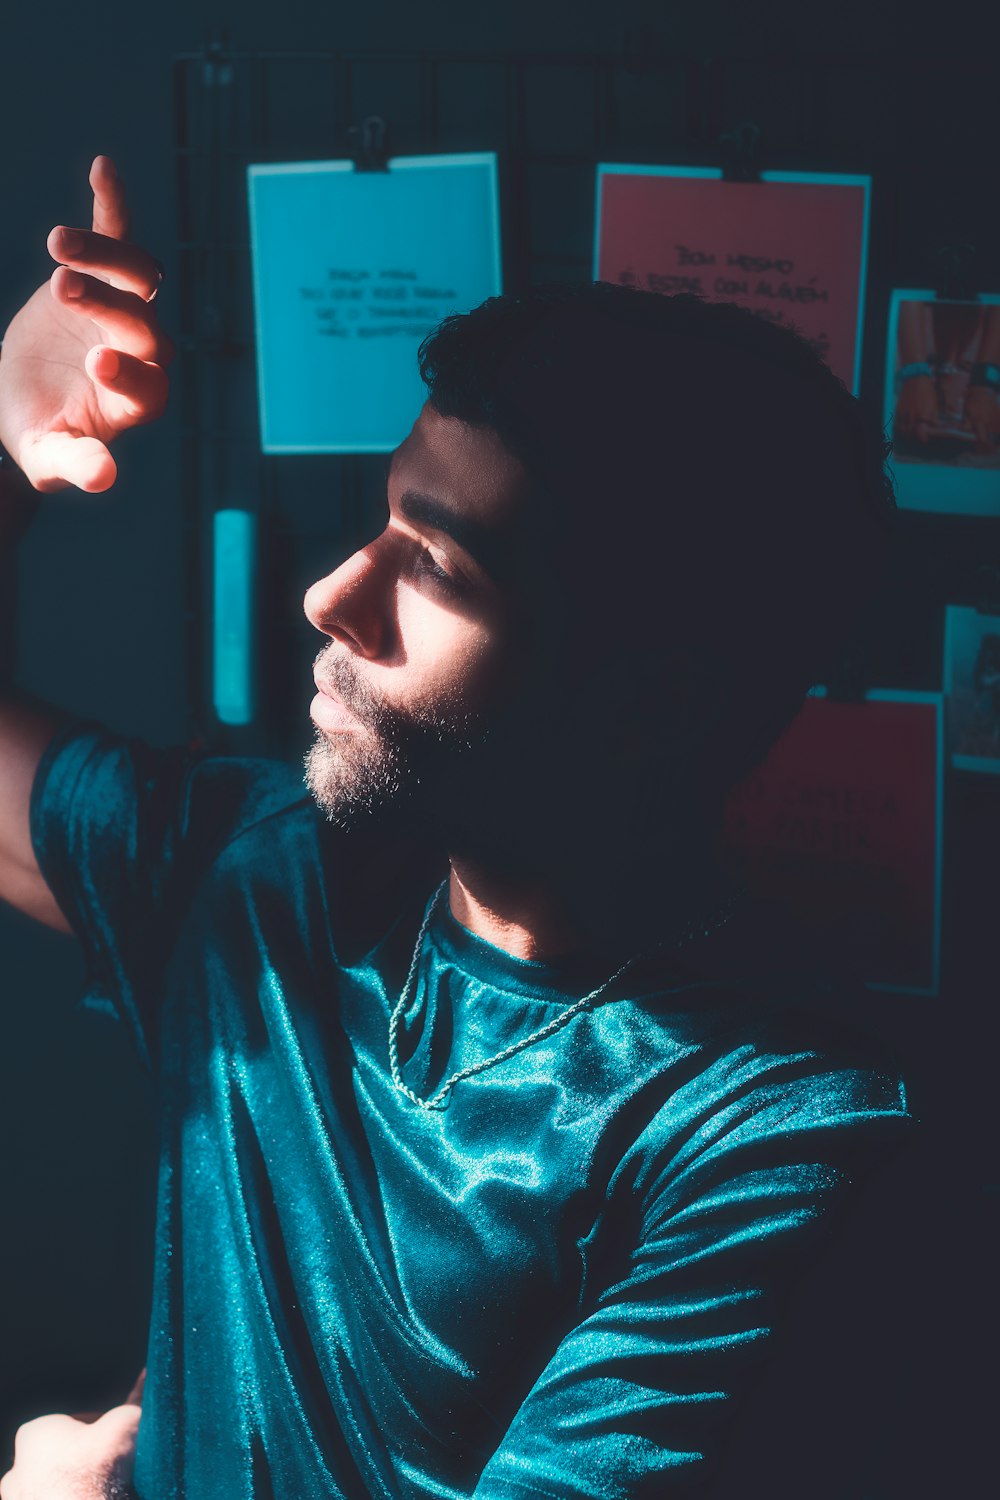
left=202, top=37, right=233, bottom=89
left=621, top=22, right=662, bottom=77
left=720, top=121, right=762, bottom=184
left=931, top=243, right=979, bottom=303
left=823, top=644, right=869, bottom=704
left=973, top=565, right=1000, bottom=618
left=347, top=117, right=391, bottom=173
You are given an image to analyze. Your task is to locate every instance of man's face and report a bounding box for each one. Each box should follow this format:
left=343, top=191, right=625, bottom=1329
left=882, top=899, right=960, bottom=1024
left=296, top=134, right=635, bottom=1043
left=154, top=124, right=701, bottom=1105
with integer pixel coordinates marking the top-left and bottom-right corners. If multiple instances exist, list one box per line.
left=302, top=402, right=545, bottom=836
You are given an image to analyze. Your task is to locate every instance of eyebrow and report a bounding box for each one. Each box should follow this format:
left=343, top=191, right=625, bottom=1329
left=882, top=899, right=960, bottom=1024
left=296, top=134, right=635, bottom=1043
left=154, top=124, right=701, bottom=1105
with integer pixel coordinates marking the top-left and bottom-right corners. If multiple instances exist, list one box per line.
left=396, top=488, right=509, bottom=582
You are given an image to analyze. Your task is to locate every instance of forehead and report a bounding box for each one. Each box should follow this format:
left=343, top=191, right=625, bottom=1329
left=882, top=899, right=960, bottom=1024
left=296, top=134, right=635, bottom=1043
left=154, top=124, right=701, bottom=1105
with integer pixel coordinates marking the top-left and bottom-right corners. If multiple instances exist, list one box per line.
left=389, top=403, right=532, bottom=528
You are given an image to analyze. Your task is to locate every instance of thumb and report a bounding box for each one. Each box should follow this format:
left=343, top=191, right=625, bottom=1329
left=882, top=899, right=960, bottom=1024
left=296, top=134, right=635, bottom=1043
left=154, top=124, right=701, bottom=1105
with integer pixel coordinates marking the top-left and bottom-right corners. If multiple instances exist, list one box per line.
left=89, top=1402, right=142, bottom=1456
left=17, top=431, right=117, bottom=493
left=92, top=1402, right=141, bottom=1429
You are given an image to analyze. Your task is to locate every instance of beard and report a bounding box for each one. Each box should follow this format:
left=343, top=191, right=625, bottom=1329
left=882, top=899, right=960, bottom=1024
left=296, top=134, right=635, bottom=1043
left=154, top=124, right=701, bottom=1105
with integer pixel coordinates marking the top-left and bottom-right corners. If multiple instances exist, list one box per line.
left=302, top=650, right=491, bottom=836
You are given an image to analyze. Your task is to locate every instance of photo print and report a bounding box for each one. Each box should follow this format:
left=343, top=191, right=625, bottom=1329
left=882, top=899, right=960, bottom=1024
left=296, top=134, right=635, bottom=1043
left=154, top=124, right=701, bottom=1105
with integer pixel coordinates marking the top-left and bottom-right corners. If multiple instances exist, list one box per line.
left=885, top=290, right=1000, bottom=515
left=943, top=604, right=1000, bottom=773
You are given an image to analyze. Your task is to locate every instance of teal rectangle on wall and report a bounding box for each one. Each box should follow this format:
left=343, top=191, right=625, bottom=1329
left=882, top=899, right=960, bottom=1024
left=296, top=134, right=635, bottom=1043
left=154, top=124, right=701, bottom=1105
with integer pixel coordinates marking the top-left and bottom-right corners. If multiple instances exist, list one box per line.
left=213, top=509, right=257, bottom=726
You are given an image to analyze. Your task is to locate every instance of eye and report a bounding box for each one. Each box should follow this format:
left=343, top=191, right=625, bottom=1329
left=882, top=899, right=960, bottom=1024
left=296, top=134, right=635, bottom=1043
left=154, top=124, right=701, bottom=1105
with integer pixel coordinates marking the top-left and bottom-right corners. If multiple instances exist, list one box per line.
left=413, top=545, right=465, bottom=594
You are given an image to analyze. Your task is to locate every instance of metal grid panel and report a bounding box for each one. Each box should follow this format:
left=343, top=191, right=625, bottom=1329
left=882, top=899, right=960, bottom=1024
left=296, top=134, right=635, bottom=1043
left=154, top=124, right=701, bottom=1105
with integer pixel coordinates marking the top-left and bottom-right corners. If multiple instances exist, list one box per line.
left=172, top=45, right=719, bottom=753
left=171, top=44, right=996, bottom=758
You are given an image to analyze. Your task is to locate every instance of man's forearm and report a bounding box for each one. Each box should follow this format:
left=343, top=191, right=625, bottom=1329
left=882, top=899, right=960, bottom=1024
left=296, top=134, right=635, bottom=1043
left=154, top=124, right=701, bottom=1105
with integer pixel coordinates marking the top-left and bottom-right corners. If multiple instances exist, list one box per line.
left=0, top=458, right=78, bottom=931
left=0, top=458, right=40, bottom=686
left=0, top=456, right=41, bottom=544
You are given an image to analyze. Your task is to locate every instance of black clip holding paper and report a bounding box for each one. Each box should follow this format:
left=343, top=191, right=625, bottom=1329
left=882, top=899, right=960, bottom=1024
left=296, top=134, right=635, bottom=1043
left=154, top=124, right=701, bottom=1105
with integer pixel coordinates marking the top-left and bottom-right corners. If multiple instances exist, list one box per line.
left=720, top=122, right=762, bottom=184
left=823, top=643, right=869, bottom=705
left=931, top=242, right=979, bottom=303
left=347, top=116, right=391, bottom=173
left=201, top=36, right=233, bottom=89
left=972, top=565, right=1000, bottom=618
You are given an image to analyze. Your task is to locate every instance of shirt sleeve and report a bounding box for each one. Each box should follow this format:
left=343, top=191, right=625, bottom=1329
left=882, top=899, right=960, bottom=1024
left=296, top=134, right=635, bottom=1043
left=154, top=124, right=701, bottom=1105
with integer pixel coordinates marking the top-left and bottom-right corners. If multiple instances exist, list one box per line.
left=472, top=1039, right=913, bottom=1500
left=29, top=715, right=308, bottom=1072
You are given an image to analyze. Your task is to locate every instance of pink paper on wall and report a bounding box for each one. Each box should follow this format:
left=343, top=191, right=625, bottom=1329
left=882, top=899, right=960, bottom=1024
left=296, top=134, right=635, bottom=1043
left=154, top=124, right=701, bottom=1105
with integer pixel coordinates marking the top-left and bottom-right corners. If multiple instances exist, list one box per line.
left=595, top=167, right=870, bottom=393
left=721, top=691, right=942, bottom=995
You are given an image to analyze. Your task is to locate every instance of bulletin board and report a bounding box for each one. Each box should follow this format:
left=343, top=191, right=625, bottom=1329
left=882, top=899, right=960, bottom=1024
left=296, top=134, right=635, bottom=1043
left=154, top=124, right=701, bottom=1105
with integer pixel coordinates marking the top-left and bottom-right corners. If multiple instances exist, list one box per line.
left=170, top=41, right=1000, bottom=1038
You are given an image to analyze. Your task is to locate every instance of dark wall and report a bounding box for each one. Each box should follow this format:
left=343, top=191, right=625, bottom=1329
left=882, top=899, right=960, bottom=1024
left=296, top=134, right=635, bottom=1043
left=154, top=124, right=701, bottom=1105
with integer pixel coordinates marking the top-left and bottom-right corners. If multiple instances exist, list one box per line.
left=1, top=0, right=997, bottom=1482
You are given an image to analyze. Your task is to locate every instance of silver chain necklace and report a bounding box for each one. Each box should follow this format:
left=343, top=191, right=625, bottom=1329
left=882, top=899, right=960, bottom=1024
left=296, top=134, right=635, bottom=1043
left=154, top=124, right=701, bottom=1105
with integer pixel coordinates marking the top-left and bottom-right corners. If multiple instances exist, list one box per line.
left=389, top=877, right=743, bottom=1111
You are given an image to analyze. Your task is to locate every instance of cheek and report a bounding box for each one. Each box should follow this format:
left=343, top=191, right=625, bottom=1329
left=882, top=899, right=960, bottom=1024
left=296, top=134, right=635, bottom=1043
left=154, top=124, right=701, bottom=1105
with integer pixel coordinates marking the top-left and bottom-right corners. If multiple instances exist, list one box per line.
left=382, top=588, right=505, bottom=713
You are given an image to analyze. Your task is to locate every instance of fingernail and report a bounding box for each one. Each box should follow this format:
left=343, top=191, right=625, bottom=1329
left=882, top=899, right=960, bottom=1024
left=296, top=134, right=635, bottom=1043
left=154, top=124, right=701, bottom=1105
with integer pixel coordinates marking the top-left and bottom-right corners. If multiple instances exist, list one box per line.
left=95, top=348, right=119, bottom=380
left=61, top=269, right=85, bottom=298
left=59, top=227, right=85, bottom=256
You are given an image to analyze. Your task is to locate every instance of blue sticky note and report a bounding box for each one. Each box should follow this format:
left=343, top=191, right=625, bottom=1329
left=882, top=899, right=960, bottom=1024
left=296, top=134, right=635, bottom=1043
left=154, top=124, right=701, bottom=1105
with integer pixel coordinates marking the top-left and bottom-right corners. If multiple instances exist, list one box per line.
left=247, top=154, right=502, bottom=452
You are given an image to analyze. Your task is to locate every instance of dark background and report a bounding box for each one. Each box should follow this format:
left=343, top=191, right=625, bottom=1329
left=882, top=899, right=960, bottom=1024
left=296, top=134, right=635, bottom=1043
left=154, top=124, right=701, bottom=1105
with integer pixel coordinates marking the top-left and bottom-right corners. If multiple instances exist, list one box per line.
left=1, top=0, right=998, bottom=1491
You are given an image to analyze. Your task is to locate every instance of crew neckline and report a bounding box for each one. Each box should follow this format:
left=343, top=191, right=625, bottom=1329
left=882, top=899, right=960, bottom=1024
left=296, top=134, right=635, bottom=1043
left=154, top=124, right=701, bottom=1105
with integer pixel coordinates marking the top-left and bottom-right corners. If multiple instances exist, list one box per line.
left=424, top=883, right=749, bottom=1008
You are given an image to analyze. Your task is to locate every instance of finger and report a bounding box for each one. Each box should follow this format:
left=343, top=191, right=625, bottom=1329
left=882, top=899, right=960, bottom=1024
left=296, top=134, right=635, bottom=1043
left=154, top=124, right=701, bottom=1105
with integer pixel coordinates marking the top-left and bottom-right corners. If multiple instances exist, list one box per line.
left=91, top=1403, right=142, bottom=1438
left=51, top=266, right=172, bottom=364
left=18, top=431, right=117, bottom=493
left=125, top=1368, right=146, bottom=1406
left=90, top=1403, right=142, bottom=1457
left=46, top=224, right=162, bottom=301
left=90, top=155, right=129, bottom=240
left=85, top=345, right=169, bottom=422
left=13, top=1413, right=77, bottom=1453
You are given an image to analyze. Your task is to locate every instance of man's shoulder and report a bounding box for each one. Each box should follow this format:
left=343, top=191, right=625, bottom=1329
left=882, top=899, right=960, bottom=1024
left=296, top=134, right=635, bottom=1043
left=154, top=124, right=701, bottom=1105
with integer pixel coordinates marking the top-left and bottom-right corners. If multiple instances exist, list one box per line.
left=696, top=997, right=911, bottom=1134
left=621, top=992, right=913, bottom=1201
left=181, top=749, right=314, bottom=851
left=27, top=718, right=321, bottom=915
left=33, top=716, right=314, bottom=854
left=186, top=755, right=444, bottom=956
left=640, top=885, right=913, bottom=1137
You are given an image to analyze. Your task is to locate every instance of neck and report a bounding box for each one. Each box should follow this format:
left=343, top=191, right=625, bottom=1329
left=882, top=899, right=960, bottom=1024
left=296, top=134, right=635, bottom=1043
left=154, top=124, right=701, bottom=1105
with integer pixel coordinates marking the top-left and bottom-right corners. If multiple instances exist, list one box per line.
left=447, top=860, right=583, bottom=961
left=446, top=831, right=726, bottom=965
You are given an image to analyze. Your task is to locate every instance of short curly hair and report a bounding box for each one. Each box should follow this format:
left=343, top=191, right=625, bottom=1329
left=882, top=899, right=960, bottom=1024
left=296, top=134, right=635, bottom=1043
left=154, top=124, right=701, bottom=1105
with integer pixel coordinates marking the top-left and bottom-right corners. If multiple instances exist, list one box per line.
left=417, top=282, right=896, bottom=798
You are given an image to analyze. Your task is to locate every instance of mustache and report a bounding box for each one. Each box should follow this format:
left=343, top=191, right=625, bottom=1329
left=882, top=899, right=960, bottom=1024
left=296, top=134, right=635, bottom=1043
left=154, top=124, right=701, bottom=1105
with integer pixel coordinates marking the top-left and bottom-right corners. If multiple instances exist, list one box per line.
left=312, top=649, right=486, bottom=750
left=315, top=652, right=391, bottom=731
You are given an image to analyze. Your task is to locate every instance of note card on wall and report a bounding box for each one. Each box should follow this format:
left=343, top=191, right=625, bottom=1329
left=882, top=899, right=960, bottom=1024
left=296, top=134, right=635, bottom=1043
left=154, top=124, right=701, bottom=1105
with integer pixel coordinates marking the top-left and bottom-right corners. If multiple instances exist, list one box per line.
left=248, top=153, right=502, bottom=453
left=722, top=689, right=943, bottom=996
left=594, top=165, right=870, bottom=394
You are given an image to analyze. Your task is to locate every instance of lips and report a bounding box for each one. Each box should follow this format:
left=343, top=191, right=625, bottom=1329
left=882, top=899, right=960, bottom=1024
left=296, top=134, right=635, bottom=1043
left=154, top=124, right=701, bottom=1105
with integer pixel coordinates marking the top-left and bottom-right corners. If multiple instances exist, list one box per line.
left=313, top=673, right=342, bottom=702
left=311, top=673, right=366, bottom=732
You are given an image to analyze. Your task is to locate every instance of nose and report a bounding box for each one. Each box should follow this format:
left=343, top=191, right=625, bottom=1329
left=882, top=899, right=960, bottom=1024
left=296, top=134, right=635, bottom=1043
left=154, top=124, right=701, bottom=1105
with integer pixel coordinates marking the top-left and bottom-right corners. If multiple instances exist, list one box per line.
left=303, top=541, right=393, bottom=659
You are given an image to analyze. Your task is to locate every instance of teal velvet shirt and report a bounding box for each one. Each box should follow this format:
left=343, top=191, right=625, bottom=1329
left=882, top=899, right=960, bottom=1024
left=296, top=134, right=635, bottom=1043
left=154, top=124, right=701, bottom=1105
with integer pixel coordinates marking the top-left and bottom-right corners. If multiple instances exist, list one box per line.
left=29, top=719, right=911, bottom=1500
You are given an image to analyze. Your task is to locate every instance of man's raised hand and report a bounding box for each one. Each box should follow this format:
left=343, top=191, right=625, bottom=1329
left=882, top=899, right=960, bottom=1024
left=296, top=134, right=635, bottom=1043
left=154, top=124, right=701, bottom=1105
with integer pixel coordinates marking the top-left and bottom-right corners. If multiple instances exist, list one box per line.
left=0, top=155, right=173, bottom=494
left=0, top=1404, right=141, bottom=1499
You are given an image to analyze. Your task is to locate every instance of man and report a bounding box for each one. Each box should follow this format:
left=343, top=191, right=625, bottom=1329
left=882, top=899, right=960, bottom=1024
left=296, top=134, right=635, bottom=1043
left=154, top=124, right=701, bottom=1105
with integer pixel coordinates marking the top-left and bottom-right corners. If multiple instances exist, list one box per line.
left=0, top=157, right=911, bottom=1498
